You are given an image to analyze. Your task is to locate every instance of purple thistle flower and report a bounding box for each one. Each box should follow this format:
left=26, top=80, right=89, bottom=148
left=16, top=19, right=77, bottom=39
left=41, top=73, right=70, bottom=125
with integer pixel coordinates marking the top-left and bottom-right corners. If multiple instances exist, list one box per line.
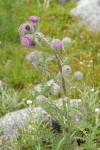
left=29, top=16, right=39, bottom=23
left=21, top=35, right=35, bottom=48
left=51, top=39, right=62, bottom=49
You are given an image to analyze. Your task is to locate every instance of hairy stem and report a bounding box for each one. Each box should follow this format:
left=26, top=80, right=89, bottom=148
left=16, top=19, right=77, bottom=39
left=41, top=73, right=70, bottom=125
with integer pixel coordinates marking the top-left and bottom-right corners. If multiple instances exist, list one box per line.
left=36, top=32, right=67, bottom=97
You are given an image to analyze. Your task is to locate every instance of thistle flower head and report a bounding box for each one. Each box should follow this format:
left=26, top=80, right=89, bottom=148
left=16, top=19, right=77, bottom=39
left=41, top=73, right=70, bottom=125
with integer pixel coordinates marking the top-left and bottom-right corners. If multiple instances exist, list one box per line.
left=26, top=52, right=33, bottom=62
left=18, top=22, right=34, bottom=37
left=51, top=39, right=62, bottom=49
left=29, top=16, right=40, bottom=23
left=62, top=65, right=72, bottom=75
left=26, top=52, right=38, bottom=63
left=62, top=37, right=72, bottom=50
left=27, top=51, right=44, bottom=68
left=21, top=34, right=35, bottom=48
left=74, top=71, right=83, bottom=80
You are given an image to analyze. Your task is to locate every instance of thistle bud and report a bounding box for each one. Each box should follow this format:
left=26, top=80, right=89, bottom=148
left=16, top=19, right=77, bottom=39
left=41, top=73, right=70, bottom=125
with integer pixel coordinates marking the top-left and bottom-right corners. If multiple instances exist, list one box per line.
left=27, top=51, right=44, bottom=68
left=74, top=71, right=83, bottom=80
left=51, top=39, right=62, bottom=49
left=62, top=65, right=72, bottom=75
left=62, top=37, right=72, bottom=50
left=29, top=16, right=40, bottom=23
left=26, top=52, right=38, bottom=64
left=21, top=34, right=35, bottom=48
left=26, top=52, right=34, bottom=62
left=18, top=22, right=34, bottom=37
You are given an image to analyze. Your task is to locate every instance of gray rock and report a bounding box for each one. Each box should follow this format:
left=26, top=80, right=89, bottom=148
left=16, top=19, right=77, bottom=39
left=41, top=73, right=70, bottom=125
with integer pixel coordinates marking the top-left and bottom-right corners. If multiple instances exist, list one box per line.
left=0, top=107, right=49, bottom=145
left=71, top=0, right=100, bottom=31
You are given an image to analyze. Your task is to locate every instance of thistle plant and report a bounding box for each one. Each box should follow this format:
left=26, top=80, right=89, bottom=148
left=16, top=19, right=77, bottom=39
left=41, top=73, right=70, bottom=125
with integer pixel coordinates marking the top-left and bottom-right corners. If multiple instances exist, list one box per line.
left=17, top=16, right=99, bottom=149
left=18, top=16, right=84, bottom=148
left=18, top=16, right=83, bottom=98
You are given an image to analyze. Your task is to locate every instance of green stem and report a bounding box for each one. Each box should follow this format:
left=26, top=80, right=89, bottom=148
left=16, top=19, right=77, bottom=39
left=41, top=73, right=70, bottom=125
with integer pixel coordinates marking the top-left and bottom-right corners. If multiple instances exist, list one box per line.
left=36, top=32, right=67, bottom=97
